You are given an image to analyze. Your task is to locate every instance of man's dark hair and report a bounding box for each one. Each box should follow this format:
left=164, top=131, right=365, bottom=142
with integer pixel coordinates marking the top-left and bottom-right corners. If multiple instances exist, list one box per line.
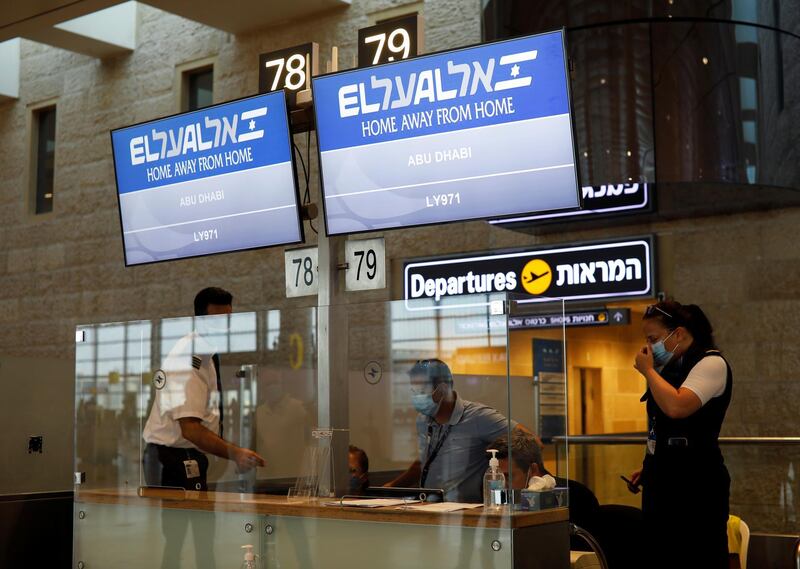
left=194, top=287, right=233, bottom=316
left=348, top=445, right=369, bottom=474
left=490, top=431, right=544, bottom=475
left=408, top=358, right=453, bottom=388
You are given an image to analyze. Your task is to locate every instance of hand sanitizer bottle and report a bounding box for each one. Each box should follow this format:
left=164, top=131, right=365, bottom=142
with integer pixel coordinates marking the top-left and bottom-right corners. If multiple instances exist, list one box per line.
left=241, top=545, right=257, bottom=569
left=483, top=449, right=506, bottom=511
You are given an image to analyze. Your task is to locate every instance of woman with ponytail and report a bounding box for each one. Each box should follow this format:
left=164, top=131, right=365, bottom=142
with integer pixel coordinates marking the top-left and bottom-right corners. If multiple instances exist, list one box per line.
left=629, top=300, right=732, bottom=568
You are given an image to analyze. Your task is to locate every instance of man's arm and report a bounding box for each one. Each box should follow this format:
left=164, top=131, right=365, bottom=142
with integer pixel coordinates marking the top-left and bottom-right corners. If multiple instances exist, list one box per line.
left=179, top=418, right=265, bottom=471
left=384, top=460, right=421, bottom=487
left=477, top=404, right=541, bottom=447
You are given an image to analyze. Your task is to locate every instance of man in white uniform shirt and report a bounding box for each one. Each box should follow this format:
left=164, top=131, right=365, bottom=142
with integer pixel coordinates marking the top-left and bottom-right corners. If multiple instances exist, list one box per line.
left=143, top=287, right=265, bottom=491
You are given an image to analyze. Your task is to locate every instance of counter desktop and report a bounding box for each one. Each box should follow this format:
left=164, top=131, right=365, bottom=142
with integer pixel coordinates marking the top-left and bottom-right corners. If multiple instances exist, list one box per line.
left=73, top=294, right=572, bottom=569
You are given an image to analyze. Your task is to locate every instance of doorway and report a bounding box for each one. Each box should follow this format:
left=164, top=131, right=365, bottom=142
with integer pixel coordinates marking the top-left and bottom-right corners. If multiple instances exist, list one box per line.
left=570, top=367, right=604, bottom=435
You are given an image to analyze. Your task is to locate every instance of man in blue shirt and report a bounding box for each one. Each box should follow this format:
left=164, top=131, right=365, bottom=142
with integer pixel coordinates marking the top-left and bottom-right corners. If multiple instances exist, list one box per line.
left=386, top=358, right=533, bottom=503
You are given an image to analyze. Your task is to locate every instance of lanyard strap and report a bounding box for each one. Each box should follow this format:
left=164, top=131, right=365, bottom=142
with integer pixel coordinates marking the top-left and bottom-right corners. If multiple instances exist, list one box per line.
left=212, top=353, right=224, bottom=438
left=420, top=422, right=451, bottom=488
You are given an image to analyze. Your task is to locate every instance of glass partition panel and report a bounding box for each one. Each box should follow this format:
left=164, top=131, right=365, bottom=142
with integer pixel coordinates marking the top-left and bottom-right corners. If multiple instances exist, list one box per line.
left=507, top=295, right=569, bottom=476
left=343, top=296, right=512, bottom=503
left=74, top=298, right=572, bottom=569
left=75, top=319, right=152, bottom=494
left=506, top=297, right=571, bottom=528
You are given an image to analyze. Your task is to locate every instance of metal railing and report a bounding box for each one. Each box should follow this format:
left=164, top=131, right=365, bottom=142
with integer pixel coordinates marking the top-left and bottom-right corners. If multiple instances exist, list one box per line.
left=551, top=435, right=800, bottom=446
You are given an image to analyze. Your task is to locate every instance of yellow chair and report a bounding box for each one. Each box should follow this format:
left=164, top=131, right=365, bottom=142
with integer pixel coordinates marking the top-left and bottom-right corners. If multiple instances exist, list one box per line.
left=570, top=551, right=601, bottom=568
left=728, top=515, right=751, bottom=569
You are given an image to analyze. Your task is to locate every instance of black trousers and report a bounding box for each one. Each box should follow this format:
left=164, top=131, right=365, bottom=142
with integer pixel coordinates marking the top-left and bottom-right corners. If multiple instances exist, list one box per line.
left=142, top=443, right=216, bottom=569
left=143, top=443, right=209, bottom=491
left=642, top=450, right=730, bottom=569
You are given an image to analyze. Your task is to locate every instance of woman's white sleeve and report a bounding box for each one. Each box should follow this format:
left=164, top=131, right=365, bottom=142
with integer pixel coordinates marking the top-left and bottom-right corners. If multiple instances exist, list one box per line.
left=680, top=356, right=728, bottom=406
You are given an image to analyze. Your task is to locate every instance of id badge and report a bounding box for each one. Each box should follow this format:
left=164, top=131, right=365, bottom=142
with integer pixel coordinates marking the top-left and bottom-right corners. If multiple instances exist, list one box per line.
left=183, top=459, right=201, bottom=479
left=646, top=418, right=656, bottom=456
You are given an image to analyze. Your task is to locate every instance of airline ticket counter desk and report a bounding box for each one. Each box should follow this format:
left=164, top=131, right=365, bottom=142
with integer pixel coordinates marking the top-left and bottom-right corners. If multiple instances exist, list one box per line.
left=72, top=296, right=572, bottom=569
left=74, top=489, right=568, bottom=568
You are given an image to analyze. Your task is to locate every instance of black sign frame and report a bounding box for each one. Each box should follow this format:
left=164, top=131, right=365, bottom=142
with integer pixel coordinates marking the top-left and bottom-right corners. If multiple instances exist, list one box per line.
left=259, top=42, right=319, bottom=109
left=508, top=308, right=631, bottom=330
left=403, top=236, right=656, bottom=308
left=490, top=182, right=654, bottom=226
left=358, top=13, right=422, bottom=67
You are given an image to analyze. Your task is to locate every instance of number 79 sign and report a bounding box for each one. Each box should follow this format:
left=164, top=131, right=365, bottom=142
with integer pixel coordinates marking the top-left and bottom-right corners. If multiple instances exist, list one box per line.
left=358, top=14, right=422, bottom=67
left=345, top=238, right=386, bottom=291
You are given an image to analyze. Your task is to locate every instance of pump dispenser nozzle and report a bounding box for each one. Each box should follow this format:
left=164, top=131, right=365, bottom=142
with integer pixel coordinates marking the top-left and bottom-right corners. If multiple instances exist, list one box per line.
left=241, top=545, right=255, bottom=562
left=483, top=449, right=505, bottom=510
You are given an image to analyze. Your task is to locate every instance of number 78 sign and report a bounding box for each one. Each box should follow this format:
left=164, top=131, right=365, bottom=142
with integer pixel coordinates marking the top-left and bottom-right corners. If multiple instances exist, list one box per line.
left=285, top=247, right=319, bottom=298
left=259, top=43, right=319, bottom=109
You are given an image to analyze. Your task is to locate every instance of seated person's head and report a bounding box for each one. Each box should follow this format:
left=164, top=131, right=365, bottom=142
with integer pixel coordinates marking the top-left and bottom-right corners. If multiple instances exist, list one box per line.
left=348, top=445, right=370, bottom=493
left=408, top=359, right=454, bottom=417
left=489, top=431, right=546, bottom=489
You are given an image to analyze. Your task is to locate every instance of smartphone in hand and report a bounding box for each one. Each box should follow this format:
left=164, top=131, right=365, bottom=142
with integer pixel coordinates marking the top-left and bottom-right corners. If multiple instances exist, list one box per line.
left=620, top=475, right=642, bottom=494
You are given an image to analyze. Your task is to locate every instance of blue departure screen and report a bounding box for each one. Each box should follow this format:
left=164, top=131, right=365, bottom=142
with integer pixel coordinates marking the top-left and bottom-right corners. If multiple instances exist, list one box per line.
left=111, top=91, right=302, bottom=266
left=312, top=30, right=580, bottom=235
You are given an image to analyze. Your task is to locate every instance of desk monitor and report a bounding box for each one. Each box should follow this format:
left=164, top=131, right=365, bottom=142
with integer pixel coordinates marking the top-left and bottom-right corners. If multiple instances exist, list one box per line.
left=111, top=91, right=304, bottom=266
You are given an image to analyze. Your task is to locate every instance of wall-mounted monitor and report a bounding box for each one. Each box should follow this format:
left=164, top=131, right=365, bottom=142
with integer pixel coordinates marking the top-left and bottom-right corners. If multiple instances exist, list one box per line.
left=312, top=29, right=580, bottom=236
left=111, top=91, right=303, bottom=266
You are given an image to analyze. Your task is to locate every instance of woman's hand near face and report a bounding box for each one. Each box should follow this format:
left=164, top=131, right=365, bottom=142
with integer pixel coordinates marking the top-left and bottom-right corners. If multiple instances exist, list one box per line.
left=634, top=344, right=655, bottom=375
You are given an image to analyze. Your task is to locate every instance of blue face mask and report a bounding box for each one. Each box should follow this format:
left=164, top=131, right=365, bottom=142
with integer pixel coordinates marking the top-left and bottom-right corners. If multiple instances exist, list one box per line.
left=412, top=391, right=441, bottom=417
left=349, top=474, right=367, bottom=493
left=652, top=330, right=676, bottom=367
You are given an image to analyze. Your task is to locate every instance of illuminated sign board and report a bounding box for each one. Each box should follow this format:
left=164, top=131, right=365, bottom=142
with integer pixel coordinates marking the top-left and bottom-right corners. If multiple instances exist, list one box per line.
left=455, top=308, right=631, bottom=334
left=111, top=92, right=303, bottom=266
left=490, top=182, right=651, bottom=225
left=358, top=14, right=422, bottom=67
left=259, top=43, right=319, bottom=109
left=312, top=30, right=580, bottom=235
left=404, top=238, right=654, bottom=310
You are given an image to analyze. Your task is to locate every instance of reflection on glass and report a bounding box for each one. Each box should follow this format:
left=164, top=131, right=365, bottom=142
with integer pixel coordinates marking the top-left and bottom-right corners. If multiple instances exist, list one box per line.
left=266, top=310, right=281, bottom=350
left=254, top=371, right=310, bottom=481
left=483, top=2, right=800, bottom=192
left=569, top=23, right=655, bottom=187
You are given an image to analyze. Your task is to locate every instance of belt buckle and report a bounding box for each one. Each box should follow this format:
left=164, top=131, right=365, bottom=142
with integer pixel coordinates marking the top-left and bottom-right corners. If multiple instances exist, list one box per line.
left=667, top=437, right=688, bottom=447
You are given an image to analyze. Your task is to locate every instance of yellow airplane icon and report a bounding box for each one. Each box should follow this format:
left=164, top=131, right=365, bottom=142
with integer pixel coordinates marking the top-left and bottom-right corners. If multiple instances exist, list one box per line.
left=521, top=259, right=553, bottom=295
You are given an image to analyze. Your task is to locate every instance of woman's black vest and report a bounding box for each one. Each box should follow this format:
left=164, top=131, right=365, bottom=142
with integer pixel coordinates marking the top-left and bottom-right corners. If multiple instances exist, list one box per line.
left=643, top=346, right=733, bottom=459
left=641, top=349, right=733, bottom=569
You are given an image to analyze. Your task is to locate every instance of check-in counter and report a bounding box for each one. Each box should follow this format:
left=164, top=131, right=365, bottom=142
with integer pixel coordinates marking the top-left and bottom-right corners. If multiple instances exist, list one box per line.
left=73, top=296, right=572, bottom=569
left=75, top=489, right=569, bottom=569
